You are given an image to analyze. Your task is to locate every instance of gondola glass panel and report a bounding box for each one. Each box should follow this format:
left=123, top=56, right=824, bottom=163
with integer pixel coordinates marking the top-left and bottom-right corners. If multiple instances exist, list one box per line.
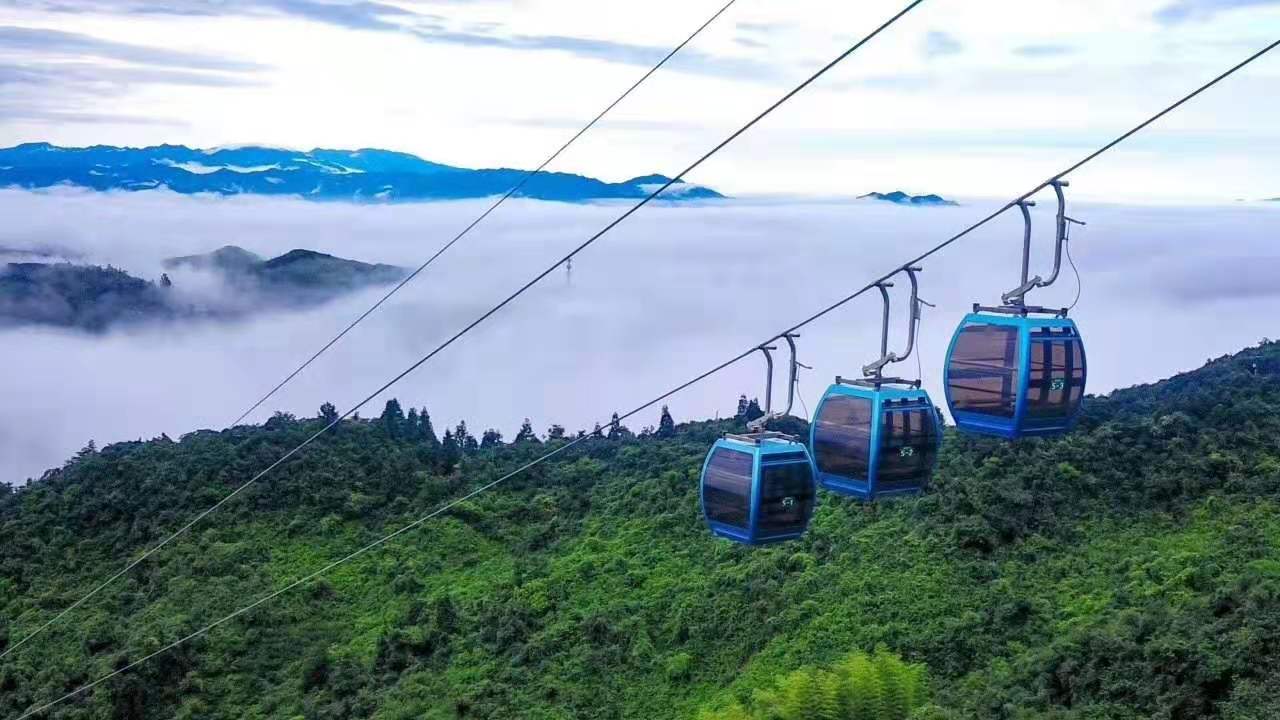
left=702, top=446, right=752, bottom=529
left=757, top=458, right=817, bottom=535
left=812, top=394, right=873, bottom=482
left=946, top=323, right=1020, bottom=418
left=876, top=400, right=941, bottom=491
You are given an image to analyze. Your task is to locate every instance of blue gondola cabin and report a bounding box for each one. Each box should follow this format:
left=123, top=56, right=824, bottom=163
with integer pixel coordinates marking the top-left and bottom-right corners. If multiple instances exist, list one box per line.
left=699, top=433, right=816, bottom=545
left=943, top=313, right=1086, bottom=439
left=810, top=383, right=941, bottom=500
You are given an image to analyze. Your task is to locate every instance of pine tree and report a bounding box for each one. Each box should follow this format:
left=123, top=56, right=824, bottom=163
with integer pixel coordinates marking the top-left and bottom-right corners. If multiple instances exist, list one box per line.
left=380, top=399, right=405, bottom=438
left=406, top=408, right=419, bottom=432
left=657, top=405, right=676, bottom=438
left=318, top=402, right=339, bottom=424
left=480, top=429, right=503, bottom=449
left=455, top=421, right=478, bottom=453
left=440, top=429, right=460, bottom=469
left=735, top=394, right=750, bottom=420
left=547, top=424, right=566, bottom=440
left=744, top=398, right=765, bottom=423
left=419, top=408, right=439, bottom=447
left=514, top=418, right=539, bottom=444
left=607, top=413, right=632, bottom=440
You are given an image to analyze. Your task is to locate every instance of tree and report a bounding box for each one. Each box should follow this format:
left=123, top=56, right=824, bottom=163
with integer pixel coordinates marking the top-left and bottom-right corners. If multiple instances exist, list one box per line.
left=703, top=649, right=932, bottom=720
left=547, top=424, right=566, bottom=440
left=455, top=422, right=478, bottom=453
left=514, top=418, right=540, bottom=444
left=419, top=408, right=439, bottom=447
left=318, top=402, right=339, bottom=424
left=406, top=408, right=419, bottom=431
left=657, top=405, right=676, bottom=438
left=380, top=399, right=405, bottom=438
left=735, top=394, right=750, bottom=420
left=744, top=398, right=765, bottom=423
left=440, top=429, right=460, bottom=469
left=607, top=413, right=632, bottom=440
left=481, top=429, right=504, bottom=449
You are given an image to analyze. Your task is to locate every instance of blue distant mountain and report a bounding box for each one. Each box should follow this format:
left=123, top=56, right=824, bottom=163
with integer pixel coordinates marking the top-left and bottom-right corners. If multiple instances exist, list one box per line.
left=858, top=190, right=957, bottom=206
left=0, top=143, right=723, bottom=203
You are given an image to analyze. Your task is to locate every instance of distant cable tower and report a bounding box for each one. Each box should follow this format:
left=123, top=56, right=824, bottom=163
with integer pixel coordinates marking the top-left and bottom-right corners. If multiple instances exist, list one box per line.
left=566, top=256, right=573, bottom=286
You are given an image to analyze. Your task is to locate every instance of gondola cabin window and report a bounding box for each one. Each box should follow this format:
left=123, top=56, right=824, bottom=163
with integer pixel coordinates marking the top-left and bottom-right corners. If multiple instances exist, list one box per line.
left=702, top=447, right=752, bottom=528
left=947, top=323, right=1021, bottom=418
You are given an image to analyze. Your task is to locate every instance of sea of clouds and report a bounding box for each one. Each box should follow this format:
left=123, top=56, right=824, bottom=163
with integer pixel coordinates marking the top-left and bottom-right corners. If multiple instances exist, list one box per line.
left=1, top=187, right=1276, bottom=484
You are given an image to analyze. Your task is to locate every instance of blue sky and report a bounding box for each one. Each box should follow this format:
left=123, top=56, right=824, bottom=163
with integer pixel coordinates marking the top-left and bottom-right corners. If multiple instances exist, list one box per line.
left=0, top=0, right=1278, bottom=199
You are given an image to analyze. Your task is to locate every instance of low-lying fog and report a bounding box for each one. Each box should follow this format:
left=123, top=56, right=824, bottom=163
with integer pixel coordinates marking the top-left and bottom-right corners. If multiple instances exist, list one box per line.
left=2, top=188, right=1276, bottom=484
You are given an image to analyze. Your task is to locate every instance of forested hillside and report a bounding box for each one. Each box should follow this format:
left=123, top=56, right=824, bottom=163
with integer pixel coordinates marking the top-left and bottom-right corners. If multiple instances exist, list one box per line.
left=2, top=341, right=1278, bottom=719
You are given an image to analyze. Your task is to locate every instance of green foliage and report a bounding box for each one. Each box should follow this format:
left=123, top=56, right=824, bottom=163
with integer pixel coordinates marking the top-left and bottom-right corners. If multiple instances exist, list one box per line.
left=0, top=262, right=171, bottom=330
left=1, top=341, right=1279, bottom=719
left=702, top=649, right=929, bottom=720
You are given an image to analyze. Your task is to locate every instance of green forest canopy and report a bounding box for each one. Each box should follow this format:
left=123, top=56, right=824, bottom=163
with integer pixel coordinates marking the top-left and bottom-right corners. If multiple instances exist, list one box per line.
left=1, top=340, right=1278, bottom=719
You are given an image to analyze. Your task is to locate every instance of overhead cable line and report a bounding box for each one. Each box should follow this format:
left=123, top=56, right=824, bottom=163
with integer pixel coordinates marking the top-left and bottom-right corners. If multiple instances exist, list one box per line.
left=0, top=0, right=741, bottom=665
left=16, top=32, right=1276, bottom=720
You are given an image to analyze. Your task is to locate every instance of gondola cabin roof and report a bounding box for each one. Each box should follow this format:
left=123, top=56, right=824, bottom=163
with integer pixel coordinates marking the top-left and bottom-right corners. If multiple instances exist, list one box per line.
left=818, top=381, right=931, bottom=403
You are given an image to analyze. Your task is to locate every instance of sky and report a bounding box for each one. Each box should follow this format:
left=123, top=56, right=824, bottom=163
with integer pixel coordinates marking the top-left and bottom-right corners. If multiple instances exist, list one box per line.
left=0, top=0, right=1279, bottom=200
left=1, top=187, right=1277, bottom=484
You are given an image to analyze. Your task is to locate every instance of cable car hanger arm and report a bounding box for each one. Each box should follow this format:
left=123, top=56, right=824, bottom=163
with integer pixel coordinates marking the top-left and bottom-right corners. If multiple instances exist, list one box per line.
left=1001, top=200, right=1041, bottom=305
left=861, top=266, right=923, bottom=379
left=746, top=333, right=801, bottom=431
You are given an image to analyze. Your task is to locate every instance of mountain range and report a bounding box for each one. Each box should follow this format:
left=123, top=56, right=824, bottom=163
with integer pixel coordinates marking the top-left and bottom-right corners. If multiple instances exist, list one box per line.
left=858, top=190, right=957, bottom=206
left=0, top=143, right=724, bottom=203
left=0, top=246, right=407, bottom=331
left=164, top=245, right=406, bottom=298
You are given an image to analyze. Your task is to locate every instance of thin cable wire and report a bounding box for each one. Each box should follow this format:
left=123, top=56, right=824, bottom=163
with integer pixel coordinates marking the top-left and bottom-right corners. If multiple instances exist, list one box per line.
left=1066, top=224, right=1083, bottom=311
left=795, top=370, right=811, bottom=419
left=915, top=315, right=924, bottom=382
left=0, top=0, right=741, bottom=665
left=229, top=0, right=742, bottom=430
left=15, top=35, right=1277, bottom=720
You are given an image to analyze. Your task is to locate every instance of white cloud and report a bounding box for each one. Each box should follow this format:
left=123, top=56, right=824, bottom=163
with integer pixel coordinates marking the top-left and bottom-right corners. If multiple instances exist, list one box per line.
left=1, top=188, right=1277, bottom=484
